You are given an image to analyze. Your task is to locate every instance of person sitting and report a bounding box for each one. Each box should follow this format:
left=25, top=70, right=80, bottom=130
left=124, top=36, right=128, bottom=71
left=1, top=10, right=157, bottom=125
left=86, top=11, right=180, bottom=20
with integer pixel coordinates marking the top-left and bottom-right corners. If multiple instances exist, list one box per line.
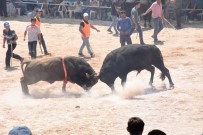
left=127, top=117, right=145, bottom=135
left=73, top=0, right=83, bottom=19
left=148, top=129, right=167, bottom=135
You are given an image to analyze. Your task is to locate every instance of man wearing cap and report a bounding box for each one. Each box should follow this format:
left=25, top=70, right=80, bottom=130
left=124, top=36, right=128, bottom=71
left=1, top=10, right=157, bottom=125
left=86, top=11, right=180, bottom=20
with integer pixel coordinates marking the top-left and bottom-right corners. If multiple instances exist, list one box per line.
left=142, top=0, right=164, bottom=44
left=117, top=10, right=133, bottom=47
left=3, top=22, right=23, bottom=69
left=78, top=12, right=100, bottom=58
left=34, top=9, right=50, bottom=55
left=131, top=1, right=146, bottom=45
left=24, top=18, right=41, bottom=59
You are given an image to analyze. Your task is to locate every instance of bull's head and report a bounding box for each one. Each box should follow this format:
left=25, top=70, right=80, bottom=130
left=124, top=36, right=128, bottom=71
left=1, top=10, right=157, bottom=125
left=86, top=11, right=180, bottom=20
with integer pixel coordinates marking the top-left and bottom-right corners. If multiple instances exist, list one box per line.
left=82, top=72, right=98, bottom=90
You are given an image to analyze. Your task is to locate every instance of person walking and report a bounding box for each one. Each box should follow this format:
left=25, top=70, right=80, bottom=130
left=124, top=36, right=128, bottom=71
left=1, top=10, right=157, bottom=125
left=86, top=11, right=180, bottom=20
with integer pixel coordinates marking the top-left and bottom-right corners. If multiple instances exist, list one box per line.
left=142, top=0, right=164, bottom=44
left=78, top=13, right=100, bottom=58
left=107, top=0, right=119, bottom=35
left=34, top=9, right=51, bottom=55
left=3, top=22, right=23, bottom=69
left=117, top=10, right=133, bottom=47
left=0, top=0, right=8, bottom=18
left=131, top=1, right=146, bottom=45
left=24, top=18, right=41, bottom=59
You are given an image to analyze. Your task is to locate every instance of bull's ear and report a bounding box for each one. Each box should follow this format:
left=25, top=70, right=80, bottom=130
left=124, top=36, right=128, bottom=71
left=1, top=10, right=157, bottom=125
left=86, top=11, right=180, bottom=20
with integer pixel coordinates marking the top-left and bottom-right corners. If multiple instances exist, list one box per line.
left=86, top=73, right=90, bottom=79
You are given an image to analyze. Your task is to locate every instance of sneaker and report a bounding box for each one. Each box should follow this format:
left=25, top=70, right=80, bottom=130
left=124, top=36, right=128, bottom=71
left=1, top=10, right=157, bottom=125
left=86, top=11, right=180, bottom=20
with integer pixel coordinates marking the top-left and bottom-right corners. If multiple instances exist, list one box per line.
left=20, top=58, right=24, bottom=64
left=90, top=53, right=95, bottom=58
left=107, top=29, right=112, bottom=33
left=5, top=66, right=10, bottom=70
left=78, top=52, right=84, bottom=56
left=154, top=40, right=162, bottom=45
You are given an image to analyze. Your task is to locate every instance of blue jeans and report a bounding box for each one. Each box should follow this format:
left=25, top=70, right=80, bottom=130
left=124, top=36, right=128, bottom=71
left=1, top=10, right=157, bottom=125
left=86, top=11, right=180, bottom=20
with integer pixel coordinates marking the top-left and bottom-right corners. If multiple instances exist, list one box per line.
left=153, top=17, right=163, bottom=41
left=28, top=41, right=37, bottom=59
left=108, top=15, right=119, bottom=33
left=79, top=37, right=94, bottom=55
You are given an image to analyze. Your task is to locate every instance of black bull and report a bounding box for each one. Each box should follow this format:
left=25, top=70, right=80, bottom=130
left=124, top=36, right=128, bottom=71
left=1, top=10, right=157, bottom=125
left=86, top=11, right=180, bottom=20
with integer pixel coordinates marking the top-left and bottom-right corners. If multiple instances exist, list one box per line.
left=20, top=56, right=98, bottom=95
left=99, top=45, right=174, bottom=90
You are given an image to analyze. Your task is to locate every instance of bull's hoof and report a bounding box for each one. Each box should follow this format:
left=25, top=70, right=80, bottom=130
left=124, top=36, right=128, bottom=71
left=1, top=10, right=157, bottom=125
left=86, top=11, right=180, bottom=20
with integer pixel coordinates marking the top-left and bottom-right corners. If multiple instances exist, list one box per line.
left=169, top=84, right=174, bottom=90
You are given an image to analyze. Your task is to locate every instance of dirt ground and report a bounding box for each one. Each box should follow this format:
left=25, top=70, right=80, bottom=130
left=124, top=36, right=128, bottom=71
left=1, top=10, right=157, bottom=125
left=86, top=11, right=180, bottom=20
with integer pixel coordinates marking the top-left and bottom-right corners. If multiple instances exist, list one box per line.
left=0, top=17, right=203, bottom=135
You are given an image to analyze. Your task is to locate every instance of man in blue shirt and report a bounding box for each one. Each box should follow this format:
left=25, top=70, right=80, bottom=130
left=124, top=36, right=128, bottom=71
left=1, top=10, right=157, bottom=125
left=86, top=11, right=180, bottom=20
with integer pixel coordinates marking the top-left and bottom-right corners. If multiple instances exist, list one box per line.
left=117, top=10, right=133, bottom=47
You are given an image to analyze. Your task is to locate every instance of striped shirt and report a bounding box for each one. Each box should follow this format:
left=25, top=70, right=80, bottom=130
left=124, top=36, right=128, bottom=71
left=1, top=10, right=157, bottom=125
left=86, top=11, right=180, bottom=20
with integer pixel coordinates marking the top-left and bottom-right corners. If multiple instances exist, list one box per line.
left=25, top=24, right=40, bottom=42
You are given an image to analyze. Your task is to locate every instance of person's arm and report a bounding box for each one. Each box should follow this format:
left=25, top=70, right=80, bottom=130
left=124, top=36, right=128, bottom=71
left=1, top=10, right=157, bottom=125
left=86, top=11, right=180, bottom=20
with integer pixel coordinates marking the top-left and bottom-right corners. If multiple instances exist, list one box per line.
left=131, top=11, right=138, bottom=29
left=3, top=37, right=6, bottom=48
left=126, top=18, right=133, bottom=35
left=141, top=4, right=152, bottom=16
left=90, top=24, right=100, bottom=32
left=24, top=31, right=27, bottom=41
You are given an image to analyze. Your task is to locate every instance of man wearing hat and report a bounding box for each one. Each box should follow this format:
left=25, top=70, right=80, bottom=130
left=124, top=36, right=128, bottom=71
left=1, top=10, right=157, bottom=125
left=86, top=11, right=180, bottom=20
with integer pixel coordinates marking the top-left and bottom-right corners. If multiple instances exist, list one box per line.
left=131, top=1, right=146, bottom=45
left=78, top=12, right=100, bottom=58
left=2, top=22, right=23, bottom=69
left=34, top=9, right=50, bottom=55
left=24, top=18, right=41, bottom=59
left=117, top=10, right=133, bottom=46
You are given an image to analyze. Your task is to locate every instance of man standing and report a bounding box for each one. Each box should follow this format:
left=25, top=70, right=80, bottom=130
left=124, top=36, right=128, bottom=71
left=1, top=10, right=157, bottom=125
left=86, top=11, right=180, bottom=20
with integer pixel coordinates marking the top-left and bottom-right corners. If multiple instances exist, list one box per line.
left=0, top=0, right=8, bottom=18
left=78, top=13, right=100, bottom=58
left=142, top=0, right=164, bottom=44
left=117, top=10, right=133, bottom=47
left=3, top=22, right=23, bottom=69
left=34, top=9, right=50, bottom=55
left=107, top=0, right=119, bottom=35
left=131, top=1, right=146, bottom=45
left=171, top=0, right=182, bottom=29
left=24, top=18, right=41, bottom=59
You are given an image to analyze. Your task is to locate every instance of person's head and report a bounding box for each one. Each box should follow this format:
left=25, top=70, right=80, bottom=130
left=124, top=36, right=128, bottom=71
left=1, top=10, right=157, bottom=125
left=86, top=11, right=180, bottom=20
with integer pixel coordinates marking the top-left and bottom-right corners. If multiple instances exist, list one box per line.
left=120, top=10, right=126, bottom=19
left=134, top=1, right=141, bottom=9
left=4, top=22, right=10, bottom=31
left=148, top=129, right=166, bottom=135
left=156, top=0, right=161, bottom=4
left=31, top=18, right=36, bottom=25
left=77, top=0, right=81, bottom=4
left=127, top=117, right=145, bottom=135
left=8, top=126, right=32, bottom=135
left=35, top=9, right=42, bottom=17
left=83, top=13, right=89, bottom=21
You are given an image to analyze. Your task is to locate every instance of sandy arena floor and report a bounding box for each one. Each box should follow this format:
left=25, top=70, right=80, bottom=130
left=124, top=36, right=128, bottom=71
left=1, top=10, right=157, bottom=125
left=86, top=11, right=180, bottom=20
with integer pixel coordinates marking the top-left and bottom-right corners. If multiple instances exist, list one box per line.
left=0, top=17, right=203, bottom=135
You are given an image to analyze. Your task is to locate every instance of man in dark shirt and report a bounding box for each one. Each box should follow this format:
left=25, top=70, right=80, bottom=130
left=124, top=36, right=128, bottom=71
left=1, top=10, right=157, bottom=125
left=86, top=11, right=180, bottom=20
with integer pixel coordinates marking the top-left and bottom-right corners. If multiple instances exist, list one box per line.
left=0, top=0, right=8, bottom=17
left=3, top=22, right=23, bottom=69
left=107, top=1, right=119, bottom=35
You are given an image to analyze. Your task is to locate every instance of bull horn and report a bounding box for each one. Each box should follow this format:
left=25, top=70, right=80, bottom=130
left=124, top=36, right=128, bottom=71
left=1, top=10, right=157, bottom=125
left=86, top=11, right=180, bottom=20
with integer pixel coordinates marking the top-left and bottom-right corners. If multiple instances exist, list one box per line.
left=86, top=73, right=90, bottom=79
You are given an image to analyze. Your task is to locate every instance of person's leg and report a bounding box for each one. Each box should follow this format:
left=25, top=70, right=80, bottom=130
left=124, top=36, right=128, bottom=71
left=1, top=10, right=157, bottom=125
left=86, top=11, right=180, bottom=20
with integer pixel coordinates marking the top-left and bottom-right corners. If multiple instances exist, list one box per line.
left=5, top=44, right=12, bottom=67
left=157, top=17, right=164, bottom=35
left=107, top=15, right=114, bottom=31
left=33, top=41, right=37, bottom=58
left=0, top=1, right=3, bottom=16
left=136, top=24, right=145, bottom=44
left=120, top=36, right=125, bottom=47
left=2, top=0, right=7, bottom=17
left=175, top=8, right=181, bottom=28
left=126, top=36, right=132, bottom=45
left=11, top=43, right=23, bottom=61
left=153, top=17, right=159, bottom=42
left=40, top=33, right=49, bottom=54
left=79, top=38, right=86, bottom=54
left=83, top=37, right=94, bottom=55
left=112, top=15, right=119, bottom=34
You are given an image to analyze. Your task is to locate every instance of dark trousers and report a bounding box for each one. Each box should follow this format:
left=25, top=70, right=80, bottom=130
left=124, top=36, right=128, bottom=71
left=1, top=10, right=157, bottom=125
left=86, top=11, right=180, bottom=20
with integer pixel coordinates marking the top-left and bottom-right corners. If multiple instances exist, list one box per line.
left=40, top=33, right=48, bottom=54
left=120, top=35, right=132, bottom=47
left=175, top=8, right=181, bottom=27
left=0, top=0, right=8, bottom=17
left=136, top=24, right=144, bottom=44
left=28, top=41, right=37, bottom=59
left=6, top=43, right=22, bottom=67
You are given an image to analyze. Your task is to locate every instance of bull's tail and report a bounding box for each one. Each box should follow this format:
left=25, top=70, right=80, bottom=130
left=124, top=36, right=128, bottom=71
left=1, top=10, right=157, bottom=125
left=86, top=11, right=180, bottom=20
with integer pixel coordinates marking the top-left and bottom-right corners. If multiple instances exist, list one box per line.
left=160, top=73, right=166, bottom=81
left=21, top=60, right=31, bottom=76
